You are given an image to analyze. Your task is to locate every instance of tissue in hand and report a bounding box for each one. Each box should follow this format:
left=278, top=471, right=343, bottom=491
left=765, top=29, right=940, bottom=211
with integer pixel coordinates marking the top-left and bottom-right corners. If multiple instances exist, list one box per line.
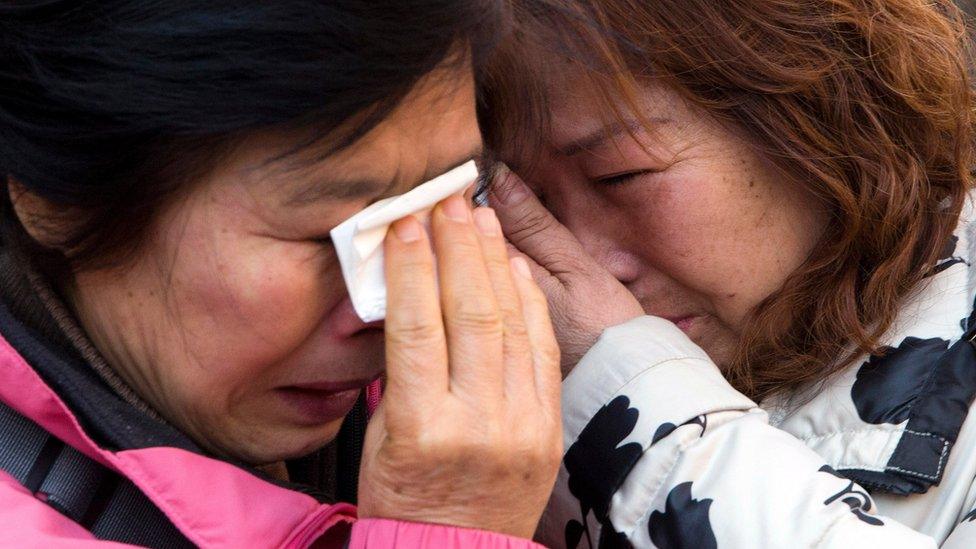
left=330, top=160, right=479, bottom=322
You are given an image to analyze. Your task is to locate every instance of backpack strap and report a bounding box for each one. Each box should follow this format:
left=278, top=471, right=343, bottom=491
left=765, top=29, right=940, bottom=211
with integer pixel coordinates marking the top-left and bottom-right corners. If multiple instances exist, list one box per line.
left=0, top=400, right=194, bottom=547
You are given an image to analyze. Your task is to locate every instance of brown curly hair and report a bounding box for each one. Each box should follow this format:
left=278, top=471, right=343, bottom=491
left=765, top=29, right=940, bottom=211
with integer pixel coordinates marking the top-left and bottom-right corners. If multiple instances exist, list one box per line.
left=480, top=0, right=975, bottom=401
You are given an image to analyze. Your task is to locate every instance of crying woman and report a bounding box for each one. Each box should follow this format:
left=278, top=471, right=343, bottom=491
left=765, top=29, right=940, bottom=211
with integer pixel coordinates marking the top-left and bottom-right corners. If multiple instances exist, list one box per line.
left=481, top=0, right=976, bottom=547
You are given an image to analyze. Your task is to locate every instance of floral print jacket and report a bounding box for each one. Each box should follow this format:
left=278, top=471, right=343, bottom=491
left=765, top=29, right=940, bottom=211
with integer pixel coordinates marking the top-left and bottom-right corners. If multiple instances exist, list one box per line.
left=539, top=201, right=976, bottom=548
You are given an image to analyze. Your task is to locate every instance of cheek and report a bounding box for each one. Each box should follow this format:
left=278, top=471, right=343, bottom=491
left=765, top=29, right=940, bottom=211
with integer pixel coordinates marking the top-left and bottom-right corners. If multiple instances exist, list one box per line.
left=624, top=172, right=818, bottom=325
left=173, top=237, right=341, bottom=376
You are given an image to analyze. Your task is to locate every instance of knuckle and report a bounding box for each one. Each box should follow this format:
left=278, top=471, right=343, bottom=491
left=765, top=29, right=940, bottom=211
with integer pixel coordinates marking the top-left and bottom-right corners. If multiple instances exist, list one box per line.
left=448, top=298, right=502, bottom=334
left=442, top=230, right=484, bottom=255
left=534, top=337, right=561, bottom=367
left=387, top=242, right=434, bottom=270
left=386, top=320, right=443, bottom=348
left=509, top=209, right=554, bottom=242
left=484, top=251, right=514, bottom=276
left=502, top=313, right=530, bottom=342
left=412, top=429, right=450, bottom=457
left=388, top=262, right=436, bottom=293
left=422, top=430, right=495, bottom=463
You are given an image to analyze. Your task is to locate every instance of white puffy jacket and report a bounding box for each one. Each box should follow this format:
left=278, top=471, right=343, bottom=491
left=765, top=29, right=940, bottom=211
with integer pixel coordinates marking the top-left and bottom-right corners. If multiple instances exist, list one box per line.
left=539, top=201, right=976, bottom=548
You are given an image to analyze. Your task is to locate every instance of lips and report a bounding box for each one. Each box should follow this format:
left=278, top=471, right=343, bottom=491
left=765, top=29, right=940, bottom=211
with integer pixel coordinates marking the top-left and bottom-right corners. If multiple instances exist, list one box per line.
left=273, top=297, right=384, bottom=425
left=276, top=375, right=379, bottom=426
left=287, top=376, right=379, bottom=393
left=660, top=314, right=700, bottom=333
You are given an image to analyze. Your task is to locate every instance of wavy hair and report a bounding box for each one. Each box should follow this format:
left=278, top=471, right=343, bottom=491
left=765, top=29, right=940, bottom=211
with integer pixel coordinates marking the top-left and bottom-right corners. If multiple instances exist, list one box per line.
left=482, top=0, right=976, bottom=400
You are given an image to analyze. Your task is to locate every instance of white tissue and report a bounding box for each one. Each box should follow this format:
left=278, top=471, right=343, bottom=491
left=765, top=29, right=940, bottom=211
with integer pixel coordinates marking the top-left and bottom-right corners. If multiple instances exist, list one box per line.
left=330, top=160, right=479, bottom=322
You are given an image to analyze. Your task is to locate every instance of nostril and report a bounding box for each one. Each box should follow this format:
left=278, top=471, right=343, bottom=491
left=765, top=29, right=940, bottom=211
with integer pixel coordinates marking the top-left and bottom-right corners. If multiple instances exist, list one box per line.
left=361, top=319, right=384, bottom=331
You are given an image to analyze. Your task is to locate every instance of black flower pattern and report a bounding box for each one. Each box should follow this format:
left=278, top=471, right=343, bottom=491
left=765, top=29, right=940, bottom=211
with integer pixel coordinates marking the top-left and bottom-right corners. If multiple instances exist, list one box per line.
left=652, top=422, right=677, bottom=445
left=563, top=395, right=643, bottom=548
left=851, top=337, right=950, bottom=425
left=682, top=415, right=707, bottom=437
left=565, top=519, right=586, bottom=548
left=933, top=235, right=967, bottom=275
left=647, top=482, right=717, bottom=549
left=965, top=508, right=976, bottom=522
left=818, top=465, right=884, bottom=526
left=597, top=525, right=633, bottom=549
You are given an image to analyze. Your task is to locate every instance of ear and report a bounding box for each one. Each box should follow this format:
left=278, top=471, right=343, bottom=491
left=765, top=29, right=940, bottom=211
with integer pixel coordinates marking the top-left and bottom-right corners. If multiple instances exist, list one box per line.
left=7, top=178, right=72, bottom=249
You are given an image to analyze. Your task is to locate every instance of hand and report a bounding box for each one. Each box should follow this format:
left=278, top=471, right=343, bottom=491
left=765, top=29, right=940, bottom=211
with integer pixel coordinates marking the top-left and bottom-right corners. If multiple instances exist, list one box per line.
left=488, top=168, right=645, bottom=374
left=357, top=194, right=562, bottom=539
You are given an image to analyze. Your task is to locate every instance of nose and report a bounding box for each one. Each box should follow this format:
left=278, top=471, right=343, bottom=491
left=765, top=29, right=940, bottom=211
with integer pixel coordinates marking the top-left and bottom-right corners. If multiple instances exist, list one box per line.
left=581, top=233, right=642, bottom=285
left=561, top=214, right=643, bottom=285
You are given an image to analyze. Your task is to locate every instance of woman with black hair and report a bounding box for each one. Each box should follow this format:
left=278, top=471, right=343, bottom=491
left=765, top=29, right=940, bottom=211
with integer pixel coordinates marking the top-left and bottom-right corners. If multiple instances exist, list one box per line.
left=0, top=2, right=562, bottom=547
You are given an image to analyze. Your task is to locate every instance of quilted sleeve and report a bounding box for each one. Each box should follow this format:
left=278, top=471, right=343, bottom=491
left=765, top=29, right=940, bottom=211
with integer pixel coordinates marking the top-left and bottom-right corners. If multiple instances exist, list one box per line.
left=538, top=316, right=938, bottom=548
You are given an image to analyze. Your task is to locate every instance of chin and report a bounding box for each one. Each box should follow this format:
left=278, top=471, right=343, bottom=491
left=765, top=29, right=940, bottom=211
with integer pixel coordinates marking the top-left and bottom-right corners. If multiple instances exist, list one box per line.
left=228, top=418, right=347, bottom=465
left=684, top=319, right=738, bottom=371
left=696, top=337, right=736, bottom=372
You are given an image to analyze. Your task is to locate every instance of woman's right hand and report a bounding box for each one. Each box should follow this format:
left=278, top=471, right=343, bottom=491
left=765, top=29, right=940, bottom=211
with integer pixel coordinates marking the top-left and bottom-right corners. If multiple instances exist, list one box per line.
left=356, top=194, right=563, bottom=539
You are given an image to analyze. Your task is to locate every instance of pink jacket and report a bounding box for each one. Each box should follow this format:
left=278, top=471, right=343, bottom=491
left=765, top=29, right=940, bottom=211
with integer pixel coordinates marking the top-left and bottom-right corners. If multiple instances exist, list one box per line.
left=0, top=332, right=544, bottom=548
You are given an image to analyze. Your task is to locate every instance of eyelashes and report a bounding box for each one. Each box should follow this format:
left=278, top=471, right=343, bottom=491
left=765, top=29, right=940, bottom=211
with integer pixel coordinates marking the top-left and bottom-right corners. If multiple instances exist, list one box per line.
left=472, top=161, right=499, bottom=206
left=594, top=169, right=661, bottom=187
left=471, top=163, right=658, bottom=207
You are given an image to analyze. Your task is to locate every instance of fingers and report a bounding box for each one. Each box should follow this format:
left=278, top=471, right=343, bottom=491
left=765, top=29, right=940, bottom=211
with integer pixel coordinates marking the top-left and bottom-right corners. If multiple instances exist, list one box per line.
left=504, top=242, right=563, bottom=300
left=431, top=195, right=504, bottom=395
left=383, top=215, right=449, bottom=425
left=472, top=207, right=534, bottom=399
left=510, top=256, right=562, bottom=408
left=385, top=191, right=559, bottom=413
left=488, top=167, right=589, bottom=279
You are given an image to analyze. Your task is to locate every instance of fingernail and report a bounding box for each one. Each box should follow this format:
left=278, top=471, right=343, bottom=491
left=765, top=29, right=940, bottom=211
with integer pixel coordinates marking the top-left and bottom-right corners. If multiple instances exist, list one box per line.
left=473, top=207, right=499, bottom=236
left=492, top=171, right=528, bottom=206
left=511, top=256, right=532, bottom=279
left=393, top=216, right=422, bottom=242
left=441, top=194, right=470, bottom=222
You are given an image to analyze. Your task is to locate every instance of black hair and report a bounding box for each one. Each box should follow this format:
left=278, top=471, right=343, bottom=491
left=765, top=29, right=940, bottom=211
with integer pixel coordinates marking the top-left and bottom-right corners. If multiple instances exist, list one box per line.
left=0, top=0, right=505, bottom=272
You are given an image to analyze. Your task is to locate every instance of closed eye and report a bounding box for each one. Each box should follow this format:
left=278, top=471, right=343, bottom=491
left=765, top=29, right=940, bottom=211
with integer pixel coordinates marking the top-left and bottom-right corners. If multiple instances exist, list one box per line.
left=594, top=169, right=661, bottom=187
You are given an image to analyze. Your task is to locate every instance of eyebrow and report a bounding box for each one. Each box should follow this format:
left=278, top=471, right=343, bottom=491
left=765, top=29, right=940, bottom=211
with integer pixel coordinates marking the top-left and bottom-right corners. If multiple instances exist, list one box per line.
left=283, top=147, right=484, bottom=207
left=284, top=177, right=391, bottom=206
left=556, top=117, right=671, bottom=157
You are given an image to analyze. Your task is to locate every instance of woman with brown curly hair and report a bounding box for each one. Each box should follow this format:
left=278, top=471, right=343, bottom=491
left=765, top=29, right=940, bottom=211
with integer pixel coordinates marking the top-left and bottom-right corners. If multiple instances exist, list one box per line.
left=481, top=0, right=975, bottom=546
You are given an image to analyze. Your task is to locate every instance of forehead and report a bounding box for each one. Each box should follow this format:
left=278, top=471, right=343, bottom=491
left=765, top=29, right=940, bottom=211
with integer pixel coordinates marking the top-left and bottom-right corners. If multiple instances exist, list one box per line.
left=503, top=75, right=695, bottom=164
left=370, top=67, right=482, bottom=182
left=548, top=78, right=684, bottom=137
left=253, top=68, right=482, bottom=205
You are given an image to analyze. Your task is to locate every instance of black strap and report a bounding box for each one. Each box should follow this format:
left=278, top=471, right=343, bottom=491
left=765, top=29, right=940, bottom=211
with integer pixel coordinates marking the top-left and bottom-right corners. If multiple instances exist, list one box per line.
left=335, top=394, right=367, bottom=504
left=0, top=400, right=194, bottom=547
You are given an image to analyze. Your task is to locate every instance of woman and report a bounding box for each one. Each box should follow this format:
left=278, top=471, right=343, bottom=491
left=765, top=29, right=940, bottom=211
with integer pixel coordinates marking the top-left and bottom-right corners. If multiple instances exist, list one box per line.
left=0, top=2, right=563, bottom=547
left=482, top=0, right=975, bottom=546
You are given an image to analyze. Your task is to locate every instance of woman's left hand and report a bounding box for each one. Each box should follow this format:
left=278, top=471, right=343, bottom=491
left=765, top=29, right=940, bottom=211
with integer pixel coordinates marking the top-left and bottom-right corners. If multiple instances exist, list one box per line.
left=489, top=168, right=644, bottom=375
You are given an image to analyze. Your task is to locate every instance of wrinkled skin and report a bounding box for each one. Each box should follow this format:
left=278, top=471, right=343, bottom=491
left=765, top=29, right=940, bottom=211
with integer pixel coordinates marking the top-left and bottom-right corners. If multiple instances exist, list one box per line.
left=491, top=80, right=827, bottom=372
left=12, top=66, right=564, bottom=537
left=358, top=198, right=562, bottom=538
